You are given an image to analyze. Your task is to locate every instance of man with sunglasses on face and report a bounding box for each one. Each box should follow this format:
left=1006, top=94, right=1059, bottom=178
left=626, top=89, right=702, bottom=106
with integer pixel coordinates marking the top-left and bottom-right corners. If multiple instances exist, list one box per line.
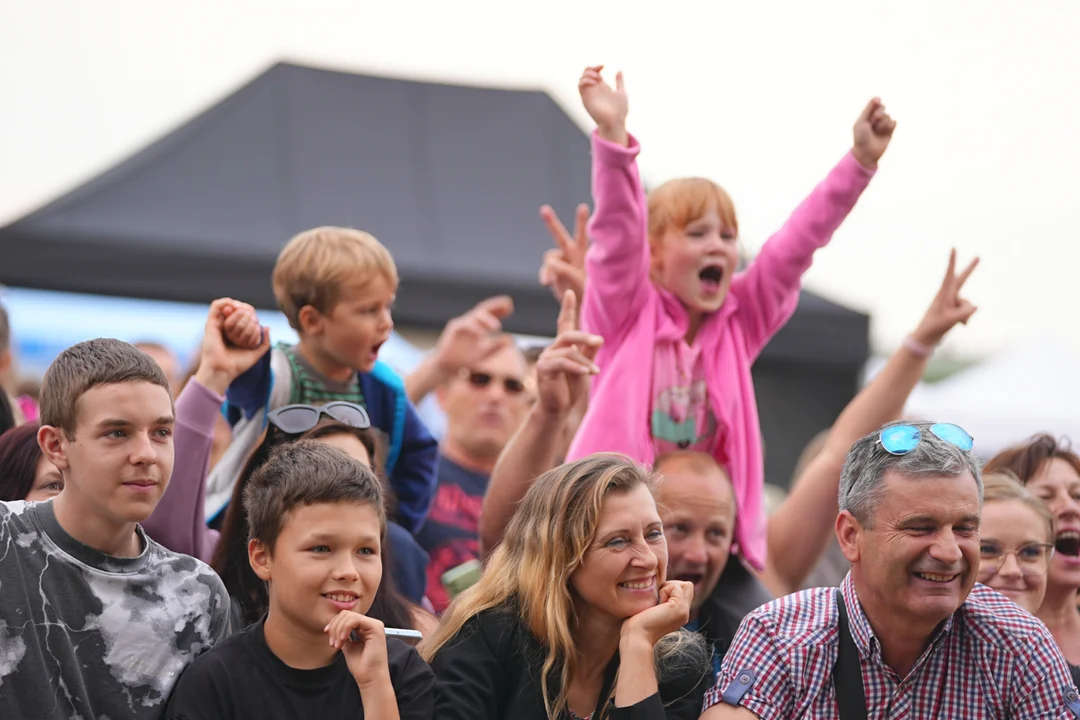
left=414, top=335, right=532, bottom=613
left=702, top=420, right=1080, bottom=720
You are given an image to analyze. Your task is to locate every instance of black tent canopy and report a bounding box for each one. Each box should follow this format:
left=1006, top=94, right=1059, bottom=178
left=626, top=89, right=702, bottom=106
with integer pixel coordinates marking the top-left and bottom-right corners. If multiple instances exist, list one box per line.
left=0, top=61, right=869, bottom=483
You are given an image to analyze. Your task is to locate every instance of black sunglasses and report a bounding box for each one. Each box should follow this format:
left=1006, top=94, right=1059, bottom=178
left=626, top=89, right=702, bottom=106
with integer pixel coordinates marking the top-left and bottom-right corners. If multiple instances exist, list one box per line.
left=460, top=369, right=527, bottom=395
left=267, top=402, right=371, bottom=435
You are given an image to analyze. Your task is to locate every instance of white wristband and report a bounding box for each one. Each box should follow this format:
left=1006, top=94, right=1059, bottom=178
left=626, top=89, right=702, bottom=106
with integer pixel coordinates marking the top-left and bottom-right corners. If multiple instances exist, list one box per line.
left=903, top=336, right=934, bottom=358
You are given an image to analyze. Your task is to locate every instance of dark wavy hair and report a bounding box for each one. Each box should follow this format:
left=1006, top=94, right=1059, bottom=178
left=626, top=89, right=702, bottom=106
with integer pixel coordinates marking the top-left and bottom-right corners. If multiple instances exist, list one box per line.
left=0, top=422, right=42, bottom=501
left=985, top=433, right=1080, bottom=485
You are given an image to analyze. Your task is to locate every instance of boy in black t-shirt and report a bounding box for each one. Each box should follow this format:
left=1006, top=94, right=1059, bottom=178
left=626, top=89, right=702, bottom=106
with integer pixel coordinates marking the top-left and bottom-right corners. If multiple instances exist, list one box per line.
left=164, top=441, right=433, bottom=720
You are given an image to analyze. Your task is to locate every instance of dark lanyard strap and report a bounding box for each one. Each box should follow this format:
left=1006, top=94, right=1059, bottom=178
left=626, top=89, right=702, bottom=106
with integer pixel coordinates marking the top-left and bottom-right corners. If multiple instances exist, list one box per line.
left=834, top=588, right=868, bottom=720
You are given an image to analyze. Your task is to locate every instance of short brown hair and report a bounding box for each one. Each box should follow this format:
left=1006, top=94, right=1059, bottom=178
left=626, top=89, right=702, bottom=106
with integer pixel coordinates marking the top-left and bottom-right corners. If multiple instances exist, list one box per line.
left=39, top=338, right=170, bottom=437
left=272, top=226, right=398, bottom=330
left=244, top=439, right=387, bottom=555
left=985, top=433, right=1080, bottom=485
left=982, top=469, right=1054, bottom=542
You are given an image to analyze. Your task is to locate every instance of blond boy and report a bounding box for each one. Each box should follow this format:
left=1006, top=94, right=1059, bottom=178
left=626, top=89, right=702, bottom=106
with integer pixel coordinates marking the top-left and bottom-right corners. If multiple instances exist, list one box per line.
left=206, top=227, right=438, bottom=535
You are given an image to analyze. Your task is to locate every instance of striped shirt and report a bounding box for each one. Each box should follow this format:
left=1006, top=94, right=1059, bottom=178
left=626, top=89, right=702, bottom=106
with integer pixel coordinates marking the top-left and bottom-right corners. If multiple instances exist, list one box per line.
left=280, top=343, right=366, bottom=407
left=703, top=574, right=1080, bottom=719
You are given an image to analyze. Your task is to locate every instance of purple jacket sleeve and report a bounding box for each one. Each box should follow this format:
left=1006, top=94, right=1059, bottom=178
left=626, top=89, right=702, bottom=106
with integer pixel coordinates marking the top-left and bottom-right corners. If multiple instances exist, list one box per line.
left=143, top=378, right=222, bottom=562
left=731, top=151, right=875, bottom=360
left=581, top=131, right=652, bottom=342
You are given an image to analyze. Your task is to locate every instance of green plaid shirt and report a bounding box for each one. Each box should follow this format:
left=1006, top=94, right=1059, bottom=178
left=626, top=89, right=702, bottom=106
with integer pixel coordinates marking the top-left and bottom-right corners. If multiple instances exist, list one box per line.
left=278, top=343, right=366, bottom=408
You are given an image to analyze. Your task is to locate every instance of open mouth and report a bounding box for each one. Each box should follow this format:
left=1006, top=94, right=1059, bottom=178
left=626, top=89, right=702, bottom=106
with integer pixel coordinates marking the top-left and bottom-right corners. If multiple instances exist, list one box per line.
left=1056, top=531, right=1080, bottom=557
left=914, top=572, right=958, bottom=583
left=698, top=265, right=724, bottom=294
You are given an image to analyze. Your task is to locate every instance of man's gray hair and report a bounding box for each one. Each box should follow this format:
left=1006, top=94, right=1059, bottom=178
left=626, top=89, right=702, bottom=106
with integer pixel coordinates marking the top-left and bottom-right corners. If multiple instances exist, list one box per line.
left=839, top=420, right=983, bottom=527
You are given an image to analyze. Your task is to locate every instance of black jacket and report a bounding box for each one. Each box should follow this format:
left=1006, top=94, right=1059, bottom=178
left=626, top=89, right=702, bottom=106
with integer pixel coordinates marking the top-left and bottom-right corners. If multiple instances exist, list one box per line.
left=429, top=606, right=711, bottom=720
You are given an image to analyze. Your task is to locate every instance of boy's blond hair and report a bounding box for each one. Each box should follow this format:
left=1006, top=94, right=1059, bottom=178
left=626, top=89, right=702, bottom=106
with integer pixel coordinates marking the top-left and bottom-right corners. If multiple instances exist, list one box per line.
left=272, top=226, right=398, bottom=331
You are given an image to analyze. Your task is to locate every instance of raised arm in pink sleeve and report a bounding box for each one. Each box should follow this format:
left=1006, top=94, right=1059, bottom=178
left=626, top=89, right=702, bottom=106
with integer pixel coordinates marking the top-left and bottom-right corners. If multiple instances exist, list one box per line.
left=580, top=131, right=653, bottom=342
left=142, top=378, right=221, bottom=561
left=732, top=151, right=875, bottom=359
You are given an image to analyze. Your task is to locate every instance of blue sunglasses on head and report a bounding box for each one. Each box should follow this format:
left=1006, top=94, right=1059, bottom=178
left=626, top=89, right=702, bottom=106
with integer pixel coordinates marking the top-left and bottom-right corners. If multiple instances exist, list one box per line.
left=878, top=423, right=974, bottom=455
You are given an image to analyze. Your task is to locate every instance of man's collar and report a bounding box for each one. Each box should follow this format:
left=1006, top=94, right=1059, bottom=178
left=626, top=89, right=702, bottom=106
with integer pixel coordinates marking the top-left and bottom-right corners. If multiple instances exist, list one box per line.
left=840, top=573, right=956, bottom=664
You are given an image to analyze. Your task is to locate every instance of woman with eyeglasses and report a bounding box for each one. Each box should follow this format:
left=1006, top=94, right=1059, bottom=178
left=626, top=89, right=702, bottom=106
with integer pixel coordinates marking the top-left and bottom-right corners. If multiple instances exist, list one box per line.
left=985, top=434, right=1080, bottom=682
left=977, top=471, right=1055, bottom=615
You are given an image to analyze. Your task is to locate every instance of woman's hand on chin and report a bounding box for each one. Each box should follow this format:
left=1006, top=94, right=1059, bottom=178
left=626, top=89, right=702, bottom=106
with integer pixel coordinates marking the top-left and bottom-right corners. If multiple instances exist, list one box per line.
left=620, top=580, right=694, bottom=646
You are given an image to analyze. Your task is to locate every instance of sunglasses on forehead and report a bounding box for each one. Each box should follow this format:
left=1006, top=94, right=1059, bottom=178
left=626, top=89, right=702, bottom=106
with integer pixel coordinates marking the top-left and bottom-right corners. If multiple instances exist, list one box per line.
left=878, top=422, right=974, bottom=455
left=459, top=369, right=527, bottom=395
left=267, top=402, right=371, bottom=435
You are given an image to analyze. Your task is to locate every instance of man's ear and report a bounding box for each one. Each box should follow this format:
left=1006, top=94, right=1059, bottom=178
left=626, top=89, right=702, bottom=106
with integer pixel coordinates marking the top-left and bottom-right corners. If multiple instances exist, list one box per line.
left=249, top=538, right=273, bottom=582
left=296, top=306, right=323, bottom=337
left=836, top=510, right=863, bottom=564
left=38, top=425, right=71, bottom=472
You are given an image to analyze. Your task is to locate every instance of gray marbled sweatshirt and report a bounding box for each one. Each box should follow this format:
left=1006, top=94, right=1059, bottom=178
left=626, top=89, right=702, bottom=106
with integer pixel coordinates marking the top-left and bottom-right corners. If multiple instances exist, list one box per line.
left=0, top=500, right=230, bottom=719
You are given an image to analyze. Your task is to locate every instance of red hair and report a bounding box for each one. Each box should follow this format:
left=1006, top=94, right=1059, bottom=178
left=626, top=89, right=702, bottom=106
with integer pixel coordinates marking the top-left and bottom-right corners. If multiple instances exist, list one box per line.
left=647, top=177, right=738, bottom=246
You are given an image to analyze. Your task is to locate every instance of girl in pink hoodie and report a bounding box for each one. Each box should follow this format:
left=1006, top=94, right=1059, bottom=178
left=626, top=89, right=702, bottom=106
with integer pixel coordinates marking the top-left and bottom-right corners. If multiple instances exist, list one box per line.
left=567, top=65, right=896, bottom=571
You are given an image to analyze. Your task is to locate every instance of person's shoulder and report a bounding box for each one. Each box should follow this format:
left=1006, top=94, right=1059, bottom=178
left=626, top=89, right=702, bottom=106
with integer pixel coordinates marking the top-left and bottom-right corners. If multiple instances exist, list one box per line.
left=365, top=360, right=405, bottom=393
left=144, top=538, right=229, bottom=597
left=740, top=587, right=838, bottom=648
left=0, top=499, right=32, bottom=522
left=443, top=604, right=529, bottom=655
left=962, top=584, right=1059, bottom=651
left=387, top=637, right=434, bottom=682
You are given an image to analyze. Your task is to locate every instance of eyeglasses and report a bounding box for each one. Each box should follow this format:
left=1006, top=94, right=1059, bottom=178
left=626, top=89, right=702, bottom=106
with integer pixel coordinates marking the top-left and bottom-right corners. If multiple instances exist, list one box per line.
left=878, top=423, right=974, bottom=455
left=978, top=540, right=1055, bottom=577
left=267, top=402, right=371, bottom=435
left=459, top=369, right=527, bottom=396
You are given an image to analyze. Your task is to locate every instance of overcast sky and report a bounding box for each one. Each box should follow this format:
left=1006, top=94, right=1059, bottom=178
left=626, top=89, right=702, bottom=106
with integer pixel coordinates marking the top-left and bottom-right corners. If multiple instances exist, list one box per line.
left=1, top=0, right=1077, bottom=358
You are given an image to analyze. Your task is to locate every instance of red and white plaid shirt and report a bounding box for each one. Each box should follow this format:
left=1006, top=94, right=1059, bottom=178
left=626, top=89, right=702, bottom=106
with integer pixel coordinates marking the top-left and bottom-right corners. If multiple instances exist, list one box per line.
left=703, top=574, right=1080, bottom=719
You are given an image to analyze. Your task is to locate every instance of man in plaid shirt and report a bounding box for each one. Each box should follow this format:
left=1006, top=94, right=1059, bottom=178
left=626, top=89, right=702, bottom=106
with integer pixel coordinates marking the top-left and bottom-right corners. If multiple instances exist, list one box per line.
left=701, top=420, right=1080, bottom=719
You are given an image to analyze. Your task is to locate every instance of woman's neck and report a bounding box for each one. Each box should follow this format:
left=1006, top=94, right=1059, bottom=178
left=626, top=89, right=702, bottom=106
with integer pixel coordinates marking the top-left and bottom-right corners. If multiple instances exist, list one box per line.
left=1039, top=581, right=1080, bottom=630
left=573, top=602, right=623, bottom=677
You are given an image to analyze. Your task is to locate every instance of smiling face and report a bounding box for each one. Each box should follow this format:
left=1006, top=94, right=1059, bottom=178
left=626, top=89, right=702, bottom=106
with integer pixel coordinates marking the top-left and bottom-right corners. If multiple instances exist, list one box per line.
left=843, top=469, right=981, bottom=633
left=569, top=484, right=668, bottom=622
left=1025, top=457, right=1080, bottom=591
left=977, top=498, right=1053, bottom=614
left=300, top=274, right=396, bottom=378
left=655, top=458, right=735, bottom=615
left=42, top=381, right=175, bottom=528
left=251, top=501, right=383, bottom=638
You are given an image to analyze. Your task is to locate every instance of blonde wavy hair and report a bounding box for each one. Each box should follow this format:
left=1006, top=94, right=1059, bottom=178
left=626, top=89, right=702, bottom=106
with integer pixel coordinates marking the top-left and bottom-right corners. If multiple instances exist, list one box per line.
left=421, top=454, right=705, bottom=718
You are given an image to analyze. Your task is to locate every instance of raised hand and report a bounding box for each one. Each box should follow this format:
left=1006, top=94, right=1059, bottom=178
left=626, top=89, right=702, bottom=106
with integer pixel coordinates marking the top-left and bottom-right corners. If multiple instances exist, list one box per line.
left=433, top=296, right=516, bottom=376
left=324, top=611, right=392, bottom=690
left=538, top=204, right=590, bottom=306
left=620, top=580, right=694, bottom=647
left=196, top=298, right=270, bottom=395
left=221, top=302, right=263, bottom=350
left=579, top=65, right=629, bottom=146
left=852, top=98, right=897, bottom=170
left=535, top=291, right=602, bottom=417
left=910, top=249, right=979, bottom=349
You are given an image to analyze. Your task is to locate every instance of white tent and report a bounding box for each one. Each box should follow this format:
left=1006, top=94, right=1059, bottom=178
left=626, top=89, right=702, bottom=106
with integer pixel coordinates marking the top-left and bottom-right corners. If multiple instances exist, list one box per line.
left=901, top=340, right=1080, bottom=459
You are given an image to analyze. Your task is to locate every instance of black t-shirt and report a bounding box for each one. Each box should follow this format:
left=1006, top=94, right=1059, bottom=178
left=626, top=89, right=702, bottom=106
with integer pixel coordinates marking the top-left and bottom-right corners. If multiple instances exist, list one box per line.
left=163, top=619, right=434, bottom=719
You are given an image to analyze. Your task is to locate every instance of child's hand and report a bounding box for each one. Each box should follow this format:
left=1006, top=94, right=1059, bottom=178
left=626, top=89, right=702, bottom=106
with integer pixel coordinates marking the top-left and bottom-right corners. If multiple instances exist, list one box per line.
left=221, top=303, right=263, bottom=350
left=910, top=249, right=979, bottom=349
left=538, top=203, right=590, bottom=307
left=325, top=611, right=392, bottom=690
left=579, top=65, right=629, bottom=146
left=852, top=97, right=896, bottom=170
left=195, top=298, right=270, bottom=395
left=534, top=291, right=602, bottom=418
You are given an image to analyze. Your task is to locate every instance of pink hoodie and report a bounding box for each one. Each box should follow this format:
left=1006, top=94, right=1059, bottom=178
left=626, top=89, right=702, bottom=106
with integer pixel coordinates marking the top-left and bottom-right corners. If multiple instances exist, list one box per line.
left=567, top=131, right=875, bottom=570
